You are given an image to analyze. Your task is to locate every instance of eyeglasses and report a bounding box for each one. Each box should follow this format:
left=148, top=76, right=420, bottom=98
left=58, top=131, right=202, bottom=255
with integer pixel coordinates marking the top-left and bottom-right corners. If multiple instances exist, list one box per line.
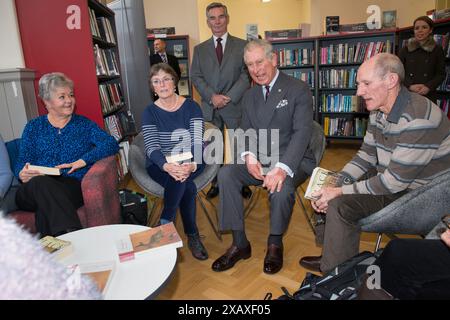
left=151, top=77, right=174, bottom=86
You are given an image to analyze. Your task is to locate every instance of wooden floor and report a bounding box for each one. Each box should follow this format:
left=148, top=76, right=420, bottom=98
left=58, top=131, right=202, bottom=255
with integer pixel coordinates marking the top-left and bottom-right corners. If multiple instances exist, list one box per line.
left=123, top=141, right=392, bottom=300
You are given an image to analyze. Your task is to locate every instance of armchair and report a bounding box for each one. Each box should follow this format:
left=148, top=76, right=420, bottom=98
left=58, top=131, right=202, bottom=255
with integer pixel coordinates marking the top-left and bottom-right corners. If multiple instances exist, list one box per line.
left=9, top=156, right=121, bottom=234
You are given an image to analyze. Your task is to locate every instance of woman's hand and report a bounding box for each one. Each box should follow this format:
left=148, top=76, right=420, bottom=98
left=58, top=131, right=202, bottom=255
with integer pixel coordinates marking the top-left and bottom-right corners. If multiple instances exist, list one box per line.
left=163, top=163, right=186, bottom=181
left=19, top=163, right=42, bottom=183
left=409, top=84, right=430, bottom=96
left=56, top=159, right=87, bottom=174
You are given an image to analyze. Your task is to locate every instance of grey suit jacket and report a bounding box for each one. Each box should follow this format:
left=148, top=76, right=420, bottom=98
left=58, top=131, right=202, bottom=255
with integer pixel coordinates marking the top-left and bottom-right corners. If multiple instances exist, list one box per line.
left=191, top=35, right=250, bottom=127
left=239, top=72, right=316, bottom=177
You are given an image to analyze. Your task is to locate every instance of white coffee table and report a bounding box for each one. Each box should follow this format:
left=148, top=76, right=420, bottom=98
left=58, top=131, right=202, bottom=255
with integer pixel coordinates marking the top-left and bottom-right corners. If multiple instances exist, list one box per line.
left=58, top=224, right=178, bottom=300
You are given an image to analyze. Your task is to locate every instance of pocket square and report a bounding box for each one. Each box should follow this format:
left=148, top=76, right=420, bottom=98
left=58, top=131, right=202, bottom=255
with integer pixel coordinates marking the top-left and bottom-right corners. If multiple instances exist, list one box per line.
left=276, top=99, right=288, bottom=109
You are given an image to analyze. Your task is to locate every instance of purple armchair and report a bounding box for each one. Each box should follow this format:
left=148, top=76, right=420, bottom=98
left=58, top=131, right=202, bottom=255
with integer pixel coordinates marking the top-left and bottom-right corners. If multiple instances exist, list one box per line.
left=9, top=156, right=121, bottom=234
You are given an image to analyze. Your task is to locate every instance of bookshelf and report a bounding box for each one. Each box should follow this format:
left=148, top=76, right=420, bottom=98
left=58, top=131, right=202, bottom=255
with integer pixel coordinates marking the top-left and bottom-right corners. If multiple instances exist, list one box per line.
left=15, top=0, right=134, bottom=179
left=398, top=18, right=450, bottom=118
left=147, top=35, right=192, bottom=98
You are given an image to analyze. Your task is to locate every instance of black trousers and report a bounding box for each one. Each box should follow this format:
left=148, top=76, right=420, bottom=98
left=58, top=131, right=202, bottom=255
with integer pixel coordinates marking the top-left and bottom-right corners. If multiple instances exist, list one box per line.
left=15, top=176, right=83, bottom=237
left=375, top=238, right=450, bottom=299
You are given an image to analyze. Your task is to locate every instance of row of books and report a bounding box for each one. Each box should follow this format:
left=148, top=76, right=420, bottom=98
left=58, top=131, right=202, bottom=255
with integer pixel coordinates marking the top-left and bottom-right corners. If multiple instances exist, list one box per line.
left=319, top=68, right=357, bottom=89
left=437, top=98, right=450, bottom=119
left=437, top=68, right=450, bottom=92
left=99, top=82, right=123, bottom=115
left=323, top=116, right=368, bottom=137
left=89, top=8, right=116, bottom=44
left=116, top=140, right=130, bottom=180
left=275, top=48, right=314, bottom=67
left=94, top=44, right=120, bottom=77
left=320, top=40, right=392, bottom=65
left=319, top=94, right=365, bottom=113
left=283, top=70, right=315, bottom=88
left=104, top=110, right=137, bottom=142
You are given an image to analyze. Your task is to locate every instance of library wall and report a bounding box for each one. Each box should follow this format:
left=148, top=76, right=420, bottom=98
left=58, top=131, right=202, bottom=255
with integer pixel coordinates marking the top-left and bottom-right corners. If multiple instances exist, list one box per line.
left=0, top=0, right=24, bottom=69
left=196, top=0, right=309, bottom=42
left=310, top=0, right=435, bottom=36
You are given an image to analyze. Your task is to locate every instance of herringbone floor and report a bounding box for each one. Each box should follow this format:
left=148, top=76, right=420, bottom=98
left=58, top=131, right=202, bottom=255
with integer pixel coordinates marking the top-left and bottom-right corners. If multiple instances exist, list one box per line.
left=123, top=141, right=390, bottom=300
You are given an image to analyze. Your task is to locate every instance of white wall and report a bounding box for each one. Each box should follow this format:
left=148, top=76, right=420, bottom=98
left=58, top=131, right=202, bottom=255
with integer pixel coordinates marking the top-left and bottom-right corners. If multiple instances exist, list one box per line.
left=0, top=0, right=25, bottom=69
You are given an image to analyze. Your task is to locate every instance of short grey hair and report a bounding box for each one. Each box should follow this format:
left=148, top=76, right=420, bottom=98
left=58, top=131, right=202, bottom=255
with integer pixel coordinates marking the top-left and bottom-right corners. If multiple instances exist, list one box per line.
left=373, top=53, right=405, bottom=84
left=38, top=72, right=74, bottom=101
left=206, top=2, right=228, bottom=18
left=244, top=39, right=274, bottom=62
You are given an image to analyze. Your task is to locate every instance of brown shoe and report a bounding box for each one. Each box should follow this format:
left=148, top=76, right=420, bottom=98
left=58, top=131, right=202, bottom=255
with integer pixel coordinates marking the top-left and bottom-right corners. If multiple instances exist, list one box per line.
left=211, top=244, right=251, bottom=272
left=299, top=255, right=322, bottom=272
left=263, top=244, right=283, bottom=274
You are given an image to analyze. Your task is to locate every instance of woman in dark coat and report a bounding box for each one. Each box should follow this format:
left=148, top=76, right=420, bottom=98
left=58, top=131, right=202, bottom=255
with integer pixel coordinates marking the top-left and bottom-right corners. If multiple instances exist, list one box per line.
left=398, top=16, right=446, bottom=103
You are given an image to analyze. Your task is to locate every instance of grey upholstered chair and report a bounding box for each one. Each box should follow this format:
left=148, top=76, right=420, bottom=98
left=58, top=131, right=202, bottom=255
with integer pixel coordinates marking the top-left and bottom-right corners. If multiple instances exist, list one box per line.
left=358, top=169, right=450, bottom=251
left=128, top=127, right=222, bottom=240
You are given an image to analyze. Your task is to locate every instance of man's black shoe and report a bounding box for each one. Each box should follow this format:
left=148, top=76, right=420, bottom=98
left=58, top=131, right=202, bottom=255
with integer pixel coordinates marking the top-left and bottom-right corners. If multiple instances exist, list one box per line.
left=206, top=185, right=219, bottom=199
left=211, top=244, right=252, bottom=272
left=241, top=186, right=252, bottom=199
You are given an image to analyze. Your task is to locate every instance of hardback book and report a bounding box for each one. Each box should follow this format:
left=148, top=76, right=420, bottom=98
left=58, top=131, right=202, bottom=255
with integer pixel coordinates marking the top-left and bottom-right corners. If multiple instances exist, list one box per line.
left=173, top=44, right=184, bottom=58
left=165, top=151, right=193, bottom=164
left=67, top=260, right=116, bottom=296
left=382, top=10, right=397, bottom=29
left=39, top=236, right=73, bottom=261
left=178, top=79, right=189, bottom=96
left=28, top=165, right=61, bottom=176
left=304, top=167, right=345, bottom=200
left=116, top=222, right=182, bottom=263
left=325, top=16, right=340, bottom=35
left=179, top=62, right=188, bottom=77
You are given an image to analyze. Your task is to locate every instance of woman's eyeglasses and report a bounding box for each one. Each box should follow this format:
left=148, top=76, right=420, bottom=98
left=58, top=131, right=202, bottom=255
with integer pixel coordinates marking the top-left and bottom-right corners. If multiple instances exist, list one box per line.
left=151, top=77, right=174, bottom=86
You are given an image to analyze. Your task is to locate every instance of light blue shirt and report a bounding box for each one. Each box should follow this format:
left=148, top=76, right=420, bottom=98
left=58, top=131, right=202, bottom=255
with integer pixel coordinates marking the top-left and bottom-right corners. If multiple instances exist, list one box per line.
left=0, top=135, right=13, bottom=200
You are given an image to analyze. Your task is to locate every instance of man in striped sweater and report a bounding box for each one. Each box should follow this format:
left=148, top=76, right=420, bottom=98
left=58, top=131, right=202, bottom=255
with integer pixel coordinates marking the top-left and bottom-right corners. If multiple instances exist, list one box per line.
left=299, top=53, right=450, bottom=273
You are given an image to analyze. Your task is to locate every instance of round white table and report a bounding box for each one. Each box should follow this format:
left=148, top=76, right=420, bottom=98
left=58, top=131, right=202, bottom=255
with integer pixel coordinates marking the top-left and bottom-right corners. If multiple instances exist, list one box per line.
left=59, top=224, right=178, bottom=300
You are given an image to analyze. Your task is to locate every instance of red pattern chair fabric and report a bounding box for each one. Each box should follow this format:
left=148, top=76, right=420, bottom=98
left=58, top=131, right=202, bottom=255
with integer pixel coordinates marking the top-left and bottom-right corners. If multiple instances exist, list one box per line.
left=9, top=156, right=121, bottom=234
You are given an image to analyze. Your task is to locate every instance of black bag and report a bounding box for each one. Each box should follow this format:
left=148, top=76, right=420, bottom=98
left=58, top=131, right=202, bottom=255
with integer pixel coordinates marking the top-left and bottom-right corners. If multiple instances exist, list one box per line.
left=267, top=251, right=380, bottom=300
left=119, top=189, right=148, bottom=226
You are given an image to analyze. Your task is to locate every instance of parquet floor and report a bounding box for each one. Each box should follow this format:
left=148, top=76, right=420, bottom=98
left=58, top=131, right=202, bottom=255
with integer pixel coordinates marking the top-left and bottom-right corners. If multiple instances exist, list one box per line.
left=123, top=141, right=393, bottom=300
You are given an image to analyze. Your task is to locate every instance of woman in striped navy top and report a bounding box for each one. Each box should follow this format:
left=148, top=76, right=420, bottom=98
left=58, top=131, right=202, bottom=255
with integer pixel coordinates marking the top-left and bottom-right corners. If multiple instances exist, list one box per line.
left=143, top=63, right=208, bottom=260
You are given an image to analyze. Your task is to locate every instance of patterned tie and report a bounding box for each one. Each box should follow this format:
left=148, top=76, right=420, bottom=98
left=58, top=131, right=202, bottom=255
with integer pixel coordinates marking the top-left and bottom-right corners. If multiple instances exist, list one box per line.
left=161, top=53, right=168, bottom=63
left=265, top=85, right=270, bottom=102
left=216, top=38, right=223, bottom=65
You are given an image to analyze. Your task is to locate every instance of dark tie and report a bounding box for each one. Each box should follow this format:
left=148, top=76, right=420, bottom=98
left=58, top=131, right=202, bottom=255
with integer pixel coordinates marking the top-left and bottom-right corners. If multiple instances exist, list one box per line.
left=216, top=38, right=223, bottom=65
left=265, top=85, right=270, bottom=102
left=161, top=53, right=168, bottom=63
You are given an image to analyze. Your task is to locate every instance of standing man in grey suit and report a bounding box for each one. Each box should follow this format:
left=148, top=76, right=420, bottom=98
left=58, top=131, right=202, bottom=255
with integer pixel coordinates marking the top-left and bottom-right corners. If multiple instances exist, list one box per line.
left=211, top=39, right=316, bottom=274
left=191, top=2, right=251, bottom=199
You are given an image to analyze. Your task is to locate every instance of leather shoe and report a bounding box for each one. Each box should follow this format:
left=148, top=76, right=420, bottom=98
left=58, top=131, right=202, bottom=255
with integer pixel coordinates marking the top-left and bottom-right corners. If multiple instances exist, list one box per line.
left=241, top=186, right=252, bottom=199
left=299, top=255, right=322, bottom=272
left=263, top=244, right=283, bottom=274
left=206, top=185, right=219, bottom=199
left=212, top=244, right=251, bottom=272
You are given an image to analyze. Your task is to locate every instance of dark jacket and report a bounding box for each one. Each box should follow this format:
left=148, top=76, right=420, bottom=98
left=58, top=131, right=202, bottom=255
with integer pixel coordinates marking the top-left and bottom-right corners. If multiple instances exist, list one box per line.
left=398, top=36, right=446, bottom=103
left=150, top=53, right=181, bottom=79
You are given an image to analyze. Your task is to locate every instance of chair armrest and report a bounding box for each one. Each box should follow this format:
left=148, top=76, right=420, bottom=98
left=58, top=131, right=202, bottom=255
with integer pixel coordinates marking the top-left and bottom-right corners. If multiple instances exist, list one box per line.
left=81, top=155, right=121, bottom=226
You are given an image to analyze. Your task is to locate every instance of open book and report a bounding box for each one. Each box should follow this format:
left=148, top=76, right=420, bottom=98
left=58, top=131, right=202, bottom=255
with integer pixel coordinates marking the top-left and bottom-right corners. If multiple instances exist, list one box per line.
left=116, top=222, right=183, bottom=263
left=304, top=167, right=345, bottom=200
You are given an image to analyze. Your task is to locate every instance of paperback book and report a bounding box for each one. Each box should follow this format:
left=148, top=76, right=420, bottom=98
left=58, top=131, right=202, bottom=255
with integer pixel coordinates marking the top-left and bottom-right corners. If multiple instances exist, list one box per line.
left=28, top=165, right=61, bottom=176
left=39, top=235, right=73, bottom=261
left=304, top=167, right=346, bottom=200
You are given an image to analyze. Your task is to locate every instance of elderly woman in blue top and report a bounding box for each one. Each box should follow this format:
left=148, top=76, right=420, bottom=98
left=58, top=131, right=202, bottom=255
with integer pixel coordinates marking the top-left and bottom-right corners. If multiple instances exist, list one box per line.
left=14, top=72, right=119, bottom=237
left=143, top=63, right=208, bottom=260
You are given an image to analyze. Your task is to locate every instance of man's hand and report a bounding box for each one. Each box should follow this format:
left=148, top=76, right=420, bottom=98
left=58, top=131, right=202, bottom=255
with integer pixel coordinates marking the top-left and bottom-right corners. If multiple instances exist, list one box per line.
left=245, top=154, right=264, bottom=181
left=311, top=187, right=343, bottom=213
left=263, top=167, right=287, bottom=194
left=56, top=159, right=87, bottom=175
left=441, top=229, right=450, bottom=248
left=211, top=94, right=231, bottom=109
left=19, top=163, right=42, bottom=183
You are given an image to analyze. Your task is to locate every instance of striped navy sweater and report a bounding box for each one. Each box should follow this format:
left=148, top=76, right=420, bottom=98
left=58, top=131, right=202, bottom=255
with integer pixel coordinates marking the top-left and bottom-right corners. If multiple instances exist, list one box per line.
left=142, top=99, right=204, bottom=170
left=341, top=87, right=450, bottom=195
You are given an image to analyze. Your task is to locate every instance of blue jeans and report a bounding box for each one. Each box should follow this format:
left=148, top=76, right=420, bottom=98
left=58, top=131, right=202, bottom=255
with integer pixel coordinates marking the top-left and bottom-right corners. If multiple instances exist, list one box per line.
left=146, top=163, right=204, bottom=235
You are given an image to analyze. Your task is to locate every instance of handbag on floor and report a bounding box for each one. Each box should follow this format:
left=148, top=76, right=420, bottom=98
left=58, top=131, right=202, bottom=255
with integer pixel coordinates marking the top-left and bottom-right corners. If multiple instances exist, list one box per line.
left=119, top=189, right=148, bottom=226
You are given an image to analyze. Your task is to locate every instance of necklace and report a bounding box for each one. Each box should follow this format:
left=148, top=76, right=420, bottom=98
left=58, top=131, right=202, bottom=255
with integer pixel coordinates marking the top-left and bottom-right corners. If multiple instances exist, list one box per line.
left=160, top=94, right=179, bottom=111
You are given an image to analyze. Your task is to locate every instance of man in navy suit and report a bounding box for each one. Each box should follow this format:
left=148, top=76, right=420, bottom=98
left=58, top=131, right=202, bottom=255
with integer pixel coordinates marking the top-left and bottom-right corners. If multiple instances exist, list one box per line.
left=150, top=39, right=181, bottom=99
left=211, top=39, right=315, bottom=274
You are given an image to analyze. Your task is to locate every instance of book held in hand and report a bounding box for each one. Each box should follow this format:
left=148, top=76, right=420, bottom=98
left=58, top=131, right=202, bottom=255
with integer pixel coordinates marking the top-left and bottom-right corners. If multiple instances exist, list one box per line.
left=166, top=151, right=193, bottom=164
left=39, top=236, right=73, bottom=261
left=116, top=222, right=183, bottom=263
left=29, top=165, right=61, bottom=176
left=304, top=167, right=345, bottom=200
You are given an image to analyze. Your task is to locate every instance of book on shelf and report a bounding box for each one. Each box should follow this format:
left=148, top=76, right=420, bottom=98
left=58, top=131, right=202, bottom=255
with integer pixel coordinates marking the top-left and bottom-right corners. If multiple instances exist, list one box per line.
left=67, top=260, right=116, bottom=296
left=325, top=16, right=340, bottom=35
left=39, top=235, right=73, bottom=261
left=304, top=167, right=346, bottom=200
left=339, top=22, right=369, bottom=34
left=116, top=222, right=182, bottom=263
left=165, top=151, right=193, bottom=164
left=382, top=10, right=397, bottom=29
left=28, top=165, right=61, bottom=176
left=147, top=27, right=176, bottom=36
left=178, top=79, right=189, bottom=96
left=173, top=44, right=184, bottom=58
left=264, top=29, right=302, bottom=40
left=179, top=62, right=188, bottom=77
